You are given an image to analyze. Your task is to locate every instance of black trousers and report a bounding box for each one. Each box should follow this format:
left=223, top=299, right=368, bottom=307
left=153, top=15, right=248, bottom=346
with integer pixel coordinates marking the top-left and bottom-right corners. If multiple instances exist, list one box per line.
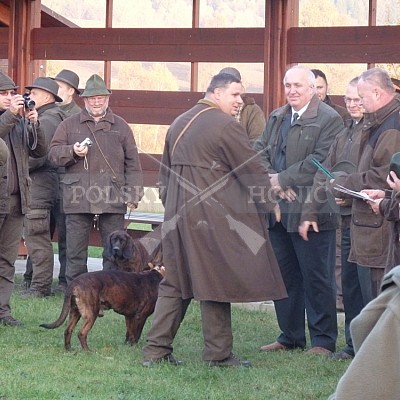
left=269, top=222, right=338, bottom=352
left=340, top=227, right=364, bottom=355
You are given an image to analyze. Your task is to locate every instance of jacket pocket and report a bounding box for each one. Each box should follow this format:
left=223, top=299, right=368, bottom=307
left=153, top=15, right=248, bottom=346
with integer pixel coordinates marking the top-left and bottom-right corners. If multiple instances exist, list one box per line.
left=60, top=175, right=83, bottom=208
left=352, top=200, right=384, bottom=228
left=25, top=209, right=49, bottom=235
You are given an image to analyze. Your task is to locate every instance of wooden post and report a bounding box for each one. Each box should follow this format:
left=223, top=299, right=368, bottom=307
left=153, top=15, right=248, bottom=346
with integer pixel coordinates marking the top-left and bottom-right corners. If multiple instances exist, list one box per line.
left=8, top=0, right=41, bottom=90
left=264, top=0, right=299, bottom=115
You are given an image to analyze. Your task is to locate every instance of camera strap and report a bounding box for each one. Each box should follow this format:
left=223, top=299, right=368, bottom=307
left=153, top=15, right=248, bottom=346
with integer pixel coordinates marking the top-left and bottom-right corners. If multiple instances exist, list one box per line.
left=85, top=121, right=118, bottom=178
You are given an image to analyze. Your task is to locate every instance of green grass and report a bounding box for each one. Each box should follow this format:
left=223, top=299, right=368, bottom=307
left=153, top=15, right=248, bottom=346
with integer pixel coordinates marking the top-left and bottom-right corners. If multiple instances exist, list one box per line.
left=0, top=277, right=349, bottom=400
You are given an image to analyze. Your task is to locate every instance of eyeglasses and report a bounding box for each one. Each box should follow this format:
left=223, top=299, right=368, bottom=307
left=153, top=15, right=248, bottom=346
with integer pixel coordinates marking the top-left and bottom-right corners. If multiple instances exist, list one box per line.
left=0, top=90, right=16, bottom=97
left=343, top=97, right=362, bottom=105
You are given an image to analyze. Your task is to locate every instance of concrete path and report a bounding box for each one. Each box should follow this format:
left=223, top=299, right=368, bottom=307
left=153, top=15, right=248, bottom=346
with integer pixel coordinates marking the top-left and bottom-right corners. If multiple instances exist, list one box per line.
left=14, top=255, right=102, bottom=277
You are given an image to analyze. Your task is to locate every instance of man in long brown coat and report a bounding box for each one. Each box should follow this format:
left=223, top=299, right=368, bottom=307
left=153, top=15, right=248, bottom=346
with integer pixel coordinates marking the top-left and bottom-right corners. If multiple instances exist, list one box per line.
left=142, top=72, right=287, bottom=367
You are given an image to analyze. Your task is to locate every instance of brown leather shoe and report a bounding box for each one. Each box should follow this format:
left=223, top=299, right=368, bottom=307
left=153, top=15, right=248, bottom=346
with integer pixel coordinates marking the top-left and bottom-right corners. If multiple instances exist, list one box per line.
left=307, top=346, right=332, bottom=355
left=259, top=341, right=290, bottom=352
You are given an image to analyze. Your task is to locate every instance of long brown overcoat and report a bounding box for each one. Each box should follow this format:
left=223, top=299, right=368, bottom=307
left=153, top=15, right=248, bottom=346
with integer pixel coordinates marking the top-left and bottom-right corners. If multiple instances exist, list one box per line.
left=158, top=101, right=287, bottom=303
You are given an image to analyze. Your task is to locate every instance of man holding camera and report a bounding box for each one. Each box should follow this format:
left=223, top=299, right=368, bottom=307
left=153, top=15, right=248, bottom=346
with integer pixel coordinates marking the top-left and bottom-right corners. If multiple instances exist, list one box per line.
left=48, top=74, right=143, bottom=283
left=0, top=71, right=47, bottom=324
left=20, top=77, right=66, bottom=298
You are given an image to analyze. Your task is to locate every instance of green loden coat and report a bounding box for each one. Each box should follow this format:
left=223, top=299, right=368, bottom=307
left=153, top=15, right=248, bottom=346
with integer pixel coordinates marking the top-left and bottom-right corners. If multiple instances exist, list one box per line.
left=158, top=100, right=287, bottom=303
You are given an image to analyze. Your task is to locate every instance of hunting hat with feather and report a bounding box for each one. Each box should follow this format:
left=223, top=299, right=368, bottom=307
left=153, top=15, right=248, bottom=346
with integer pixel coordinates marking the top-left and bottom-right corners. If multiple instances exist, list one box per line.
left=80, top=74, right=111, bottom=97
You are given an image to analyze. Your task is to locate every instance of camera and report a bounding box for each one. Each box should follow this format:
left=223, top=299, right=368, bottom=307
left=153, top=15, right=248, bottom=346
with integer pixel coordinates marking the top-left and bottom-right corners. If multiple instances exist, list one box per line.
left=23, top=93, right=35, bottom=110
left=79, top=137, right=92, bottom=147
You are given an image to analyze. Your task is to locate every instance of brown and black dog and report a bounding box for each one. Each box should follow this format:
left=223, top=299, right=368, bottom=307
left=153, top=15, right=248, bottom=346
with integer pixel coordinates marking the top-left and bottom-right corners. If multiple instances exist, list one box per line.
left=40, top=266, right=165, bottom=351
left=104, top=226, right=162, bottom=273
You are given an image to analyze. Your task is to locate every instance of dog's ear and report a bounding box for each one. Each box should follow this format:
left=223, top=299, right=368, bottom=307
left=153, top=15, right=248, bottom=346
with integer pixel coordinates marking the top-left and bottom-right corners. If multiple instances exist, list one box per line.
left=122, top=232, right=135, bottom=260
left=104, top=232, right=114, bottom=258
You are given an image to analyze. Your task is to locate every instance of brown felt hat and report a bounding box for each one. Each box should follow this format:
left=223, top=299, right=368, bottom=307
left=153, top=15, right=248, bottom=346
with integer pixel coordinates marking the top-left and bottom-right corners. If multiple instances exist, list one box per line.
left=80, top=74, right=111, bottom=97
left=25, top=77, right=63, bottom=103
left=53, top=69, right=80, bottom=94
left=0, top=71, right=18, bottom=91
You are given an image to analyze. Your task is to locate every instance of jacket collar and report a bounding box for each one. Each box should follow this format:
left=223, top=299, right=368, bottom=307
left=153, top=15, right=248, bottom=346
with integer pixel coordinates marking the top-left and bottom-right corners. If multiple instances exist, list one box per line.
left=80, top=107, right=115, bottom=125
left=273, top=94, right=320, bottom=122
left=362, top=94, right=400, bottom=130
left=36, top=102, right=58, bottom=115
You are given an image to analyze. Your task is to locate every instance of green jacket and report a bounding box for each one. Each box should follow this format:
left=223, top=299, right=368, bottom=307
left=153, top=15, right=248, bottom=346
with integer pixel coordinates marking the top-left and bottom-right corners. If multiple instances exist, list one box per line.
left=254, top=94, right=344, bottom=232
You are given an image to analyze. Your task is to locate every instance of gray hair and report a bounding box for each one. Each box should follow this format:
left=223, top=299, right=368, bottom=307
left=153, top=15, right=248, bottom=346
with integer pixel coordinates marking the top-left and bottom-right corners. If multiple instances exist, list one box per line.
left=283, top=65, right=316, bottom=87
left=359, top=68, right=395, bottom=93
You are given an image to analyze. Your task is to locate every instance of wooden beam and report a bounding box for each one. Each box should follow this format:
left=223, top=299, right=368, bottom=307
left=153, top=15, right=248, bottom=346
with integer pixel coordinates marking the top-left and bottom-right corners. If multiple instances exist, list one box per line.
left=0, top=2, right=9, bottom=26
left=288, top=26, right=400, bottom=64
left=32, top=27, right=265, bottom=62
left=105, top=90, right=263, bottom=125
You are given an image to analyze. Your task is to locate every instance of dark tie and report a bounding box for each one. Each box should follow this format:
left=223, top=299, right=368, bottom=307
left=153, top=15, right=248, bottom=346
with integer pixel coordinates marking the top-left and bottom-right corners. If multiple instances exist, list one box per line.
left=292, top=112, right=299, bottom=125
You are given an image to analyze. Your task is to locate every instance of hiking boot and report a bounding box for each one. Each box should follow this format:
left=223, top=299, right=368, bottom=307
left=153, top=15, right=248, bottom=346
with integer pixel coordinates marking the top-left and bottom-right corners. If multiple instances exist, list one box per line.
left=207, top=353, right=252, bottom=368
left=142, top=353, right=184, bottom=367
left=20, top=288, right=53, bottom=298
left=0, top=315, right=23, bottom=327
left=52, top=282, right=67, bottom=294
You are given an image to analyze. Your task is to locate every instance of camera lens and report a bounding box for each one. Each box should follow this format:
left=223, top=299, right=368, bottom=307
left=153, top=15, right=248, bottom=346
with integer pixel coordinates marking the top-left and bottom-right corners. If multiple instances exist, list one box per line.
left=23, top=93, right=35, bottom=110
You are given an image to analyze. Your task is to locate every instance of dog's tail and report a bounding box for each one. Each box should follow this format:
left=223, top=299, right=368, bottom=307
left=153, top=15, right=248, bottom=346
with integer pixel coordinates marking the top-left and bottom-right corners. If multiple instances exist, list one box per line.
left=39, top=290, right=72, bottom=329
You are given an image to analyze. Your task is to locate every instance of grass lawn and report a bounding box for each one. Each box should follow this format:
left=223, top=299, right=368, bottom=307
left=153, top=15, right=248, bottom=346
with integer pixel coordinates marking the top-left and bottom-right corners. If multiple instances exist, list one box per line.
left=0, top=277, right=349, bottom=400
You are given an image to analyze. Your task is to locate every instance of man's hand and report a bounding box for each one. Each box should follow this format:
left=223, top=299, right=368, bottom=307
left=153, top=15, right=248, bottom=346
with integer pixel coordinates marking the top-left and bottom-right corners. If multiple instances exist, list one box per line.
left=298, top=220, right=319, bottom=241
left=361, top=189, right=385, bottom=199
left=361, top=190, right=385, bottom=215
left=73, top=142, right=89, bottom=157
left=269, top=173, right=280, bottom=190
left=273, top=204, right=281, bottom=223
left=9, top=94, right=24, bottom=115
left=126, top=202, right=137, bottom=210
left=388, top=171, right=400, bottom=192
left=269, top=173, right=297, bottom=202
left=24, top=108, right=38, bottom=124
